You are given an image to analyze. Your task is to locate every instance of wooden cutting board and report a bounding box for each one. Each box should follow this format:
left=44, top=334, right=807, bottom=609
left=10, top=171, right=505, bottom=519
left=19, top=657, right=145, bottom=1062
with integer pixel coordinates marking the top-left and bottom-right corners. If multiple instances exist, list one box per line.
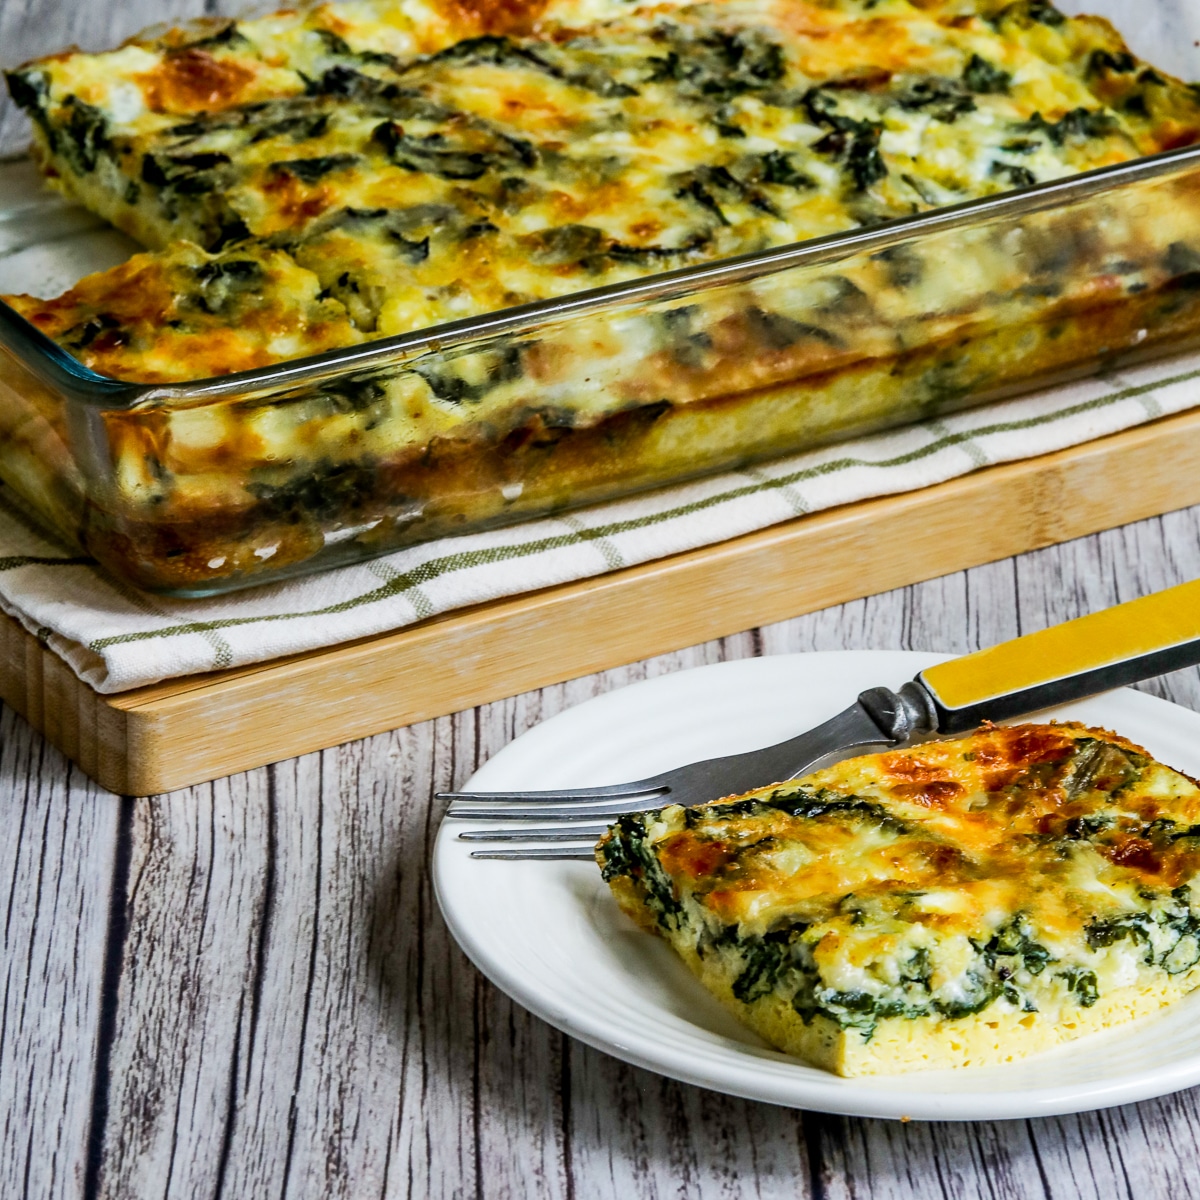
left=4, top=405, right=1200, bottom=796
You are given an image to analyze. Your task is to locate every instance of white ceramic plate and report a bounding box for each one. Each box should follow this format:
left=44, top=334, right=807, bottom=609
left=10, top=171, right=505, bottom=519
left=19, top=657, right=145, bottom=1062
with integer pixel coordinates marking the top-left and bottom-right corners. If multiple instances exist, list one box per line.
left=433, top=651, right=1200, bottom=1121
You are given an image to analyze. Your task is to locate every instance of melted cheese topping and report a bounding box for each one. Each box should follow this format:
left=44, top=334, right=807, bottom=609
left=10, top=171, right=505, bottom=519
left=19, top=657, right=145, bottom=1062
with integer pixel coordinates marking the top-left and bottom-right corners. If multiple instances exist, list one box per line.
left=597, top=723, right=1200, bottom=1068
left=6, top=0, right=1200, bottom=380
left=5, top=244, right=360, bottom=381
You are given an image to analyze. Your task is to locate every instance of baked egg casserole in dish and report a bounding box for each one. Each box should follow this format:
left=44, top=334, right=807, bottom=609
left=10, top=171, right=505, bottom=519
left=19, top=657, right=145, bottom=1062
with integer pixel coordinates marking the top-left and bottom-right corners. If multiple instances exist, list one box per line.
left=597, top=721, right=1200, bottom=1076
left=3, top=0, right=1200, bottom=593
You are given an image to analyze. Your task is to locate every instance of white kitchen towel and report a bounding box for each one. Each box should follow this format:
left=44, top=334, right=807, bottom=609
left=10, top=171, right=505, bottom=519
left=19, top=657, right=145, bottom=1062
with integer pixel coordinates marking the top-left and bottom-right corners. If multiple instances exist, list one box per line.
left=1, top=348, right=1197, bottom=694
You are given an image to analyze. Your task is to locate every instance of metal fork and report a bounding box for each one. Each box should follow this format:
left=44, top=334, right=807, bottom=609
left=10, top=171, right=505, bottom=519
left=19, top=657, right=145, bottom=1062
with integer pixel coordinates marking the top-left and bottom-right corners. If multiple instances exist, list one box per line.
left=440, top=686, right=930, bottom=859
left=443, top=576, right=1200, bottom=859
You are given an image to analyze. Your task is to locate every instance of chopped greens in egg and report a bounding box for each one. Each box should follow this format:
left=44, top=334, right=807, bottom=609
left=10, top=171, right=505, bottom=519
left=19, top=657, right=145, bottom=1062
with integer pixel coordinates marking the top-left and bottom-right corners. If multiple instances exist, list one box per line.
left=599, top=723, right=1200, bottom=1076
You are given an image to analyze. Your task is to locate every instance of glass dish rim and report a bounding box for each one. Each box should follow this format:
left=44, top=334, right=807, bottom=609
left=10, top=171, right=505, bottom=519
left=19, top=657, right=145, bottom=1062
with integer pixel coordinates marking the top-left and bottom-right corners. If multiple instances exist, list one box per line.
left=3, top=141, right=1199, bottom=412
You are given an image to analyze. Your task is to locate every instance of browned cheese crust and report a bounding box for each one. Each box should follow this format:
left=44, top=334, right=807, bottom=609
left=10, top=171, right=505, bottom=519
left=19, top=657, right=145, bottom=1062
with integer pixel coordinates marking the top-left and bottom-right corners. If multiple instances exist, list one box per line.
left=597, top=723, right=1200, bottom=1075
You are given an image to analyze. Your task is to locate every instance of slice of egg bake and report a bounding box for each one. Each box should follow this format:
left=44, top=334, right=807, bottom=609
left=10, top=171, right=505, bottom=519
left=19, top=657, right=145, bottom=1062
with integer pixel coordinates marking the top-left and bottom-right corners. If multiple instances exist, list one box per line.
left=597, top=723, right=1200, bottom=1076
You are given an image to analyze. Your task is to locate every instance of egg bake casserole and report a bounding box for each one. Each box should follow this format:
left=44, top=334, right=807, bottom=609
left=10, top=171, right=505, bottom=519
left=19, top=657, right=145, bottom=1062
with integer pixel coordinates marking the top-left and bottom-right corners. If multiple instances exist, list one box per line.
left=3, top=0, right=1200, bottom=591
left=597, top=722, right=1200, bottom=1076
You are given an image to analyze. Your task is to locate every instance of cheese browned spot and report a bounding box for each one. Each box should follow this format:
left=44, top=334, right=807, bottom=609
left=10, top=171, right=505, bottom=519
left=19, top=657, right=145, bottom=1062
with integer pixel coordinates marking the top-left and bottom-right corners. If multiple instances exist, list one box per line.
left=451, top=0, right=553, bottom=36
left=597, top=723, right=1200, bottom=1076
left=4, top=243, right=361, bottom=383
left=135, top=49, right=261, bottom=114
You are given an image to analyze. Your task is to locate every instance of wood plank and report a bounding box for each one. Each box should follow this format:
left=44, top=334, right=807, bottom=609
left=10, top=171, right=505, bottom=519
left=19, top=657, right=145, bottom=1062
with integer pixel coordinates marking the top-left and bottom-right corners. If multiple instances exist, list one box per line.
left=87, top=719, right=557, bottom=1198
left=0, top=711, right=120, bottom=1200
left=91, top=772, right=277, bottom=1200
left=2, top=403, right=1200, bottom=795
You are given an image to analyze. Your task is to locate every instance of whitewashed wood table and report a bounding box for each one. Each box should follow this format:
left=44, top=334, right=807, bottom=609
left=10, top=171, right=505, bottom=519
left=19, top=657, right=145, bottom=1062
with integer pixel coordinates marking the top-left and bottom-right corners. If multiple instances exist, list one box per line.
left=4, top=510, right=1200, bottom=1200
left=6, top=2, right=1200, bottom=1196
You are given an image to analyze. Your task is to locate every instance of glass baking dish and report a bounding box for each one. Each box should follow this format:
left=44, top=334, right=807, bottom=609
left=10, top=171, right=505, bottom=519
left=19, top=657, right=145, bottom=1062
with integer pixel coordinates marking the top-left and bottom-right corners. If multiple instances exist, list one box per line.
left=2, top=141, right=1200, bottom=596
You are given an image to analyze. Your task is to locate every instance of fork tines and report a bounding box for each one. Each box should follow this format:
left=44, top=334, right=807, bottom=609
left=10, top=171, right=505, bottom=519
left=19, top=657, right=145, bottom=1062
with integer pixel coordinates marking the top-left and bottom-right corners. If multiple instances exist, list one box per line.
left=466, top=846, right=598, bottom=861
left=441, top=783, right=668, bottom=823
left=457, top=824, right=611, bottom=842
left=440, top=782, right=665, bottom=805
left=440, top=778, right=667, bottom=859
left=456, top=824, right=607, bottom=861
left=447, top=800, right=655, bottom=820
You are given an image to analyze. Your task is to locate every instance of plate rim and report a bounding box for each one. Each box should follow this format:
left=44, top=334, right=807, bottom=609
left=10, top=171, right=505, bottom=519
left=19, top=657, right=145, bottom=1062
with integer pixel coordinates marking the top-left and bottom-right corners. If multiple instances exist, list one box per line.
left=434, top=650, right=1200, bottom=1121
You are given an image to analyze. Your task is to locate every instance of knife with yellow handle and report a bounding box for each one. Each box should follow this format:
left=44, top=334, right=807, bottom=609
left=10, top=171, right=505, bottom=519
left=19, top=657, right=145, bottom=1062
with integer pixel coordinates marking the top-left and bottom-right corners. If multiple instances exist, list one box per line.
left=444, top=580, right=1200, bottom=830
